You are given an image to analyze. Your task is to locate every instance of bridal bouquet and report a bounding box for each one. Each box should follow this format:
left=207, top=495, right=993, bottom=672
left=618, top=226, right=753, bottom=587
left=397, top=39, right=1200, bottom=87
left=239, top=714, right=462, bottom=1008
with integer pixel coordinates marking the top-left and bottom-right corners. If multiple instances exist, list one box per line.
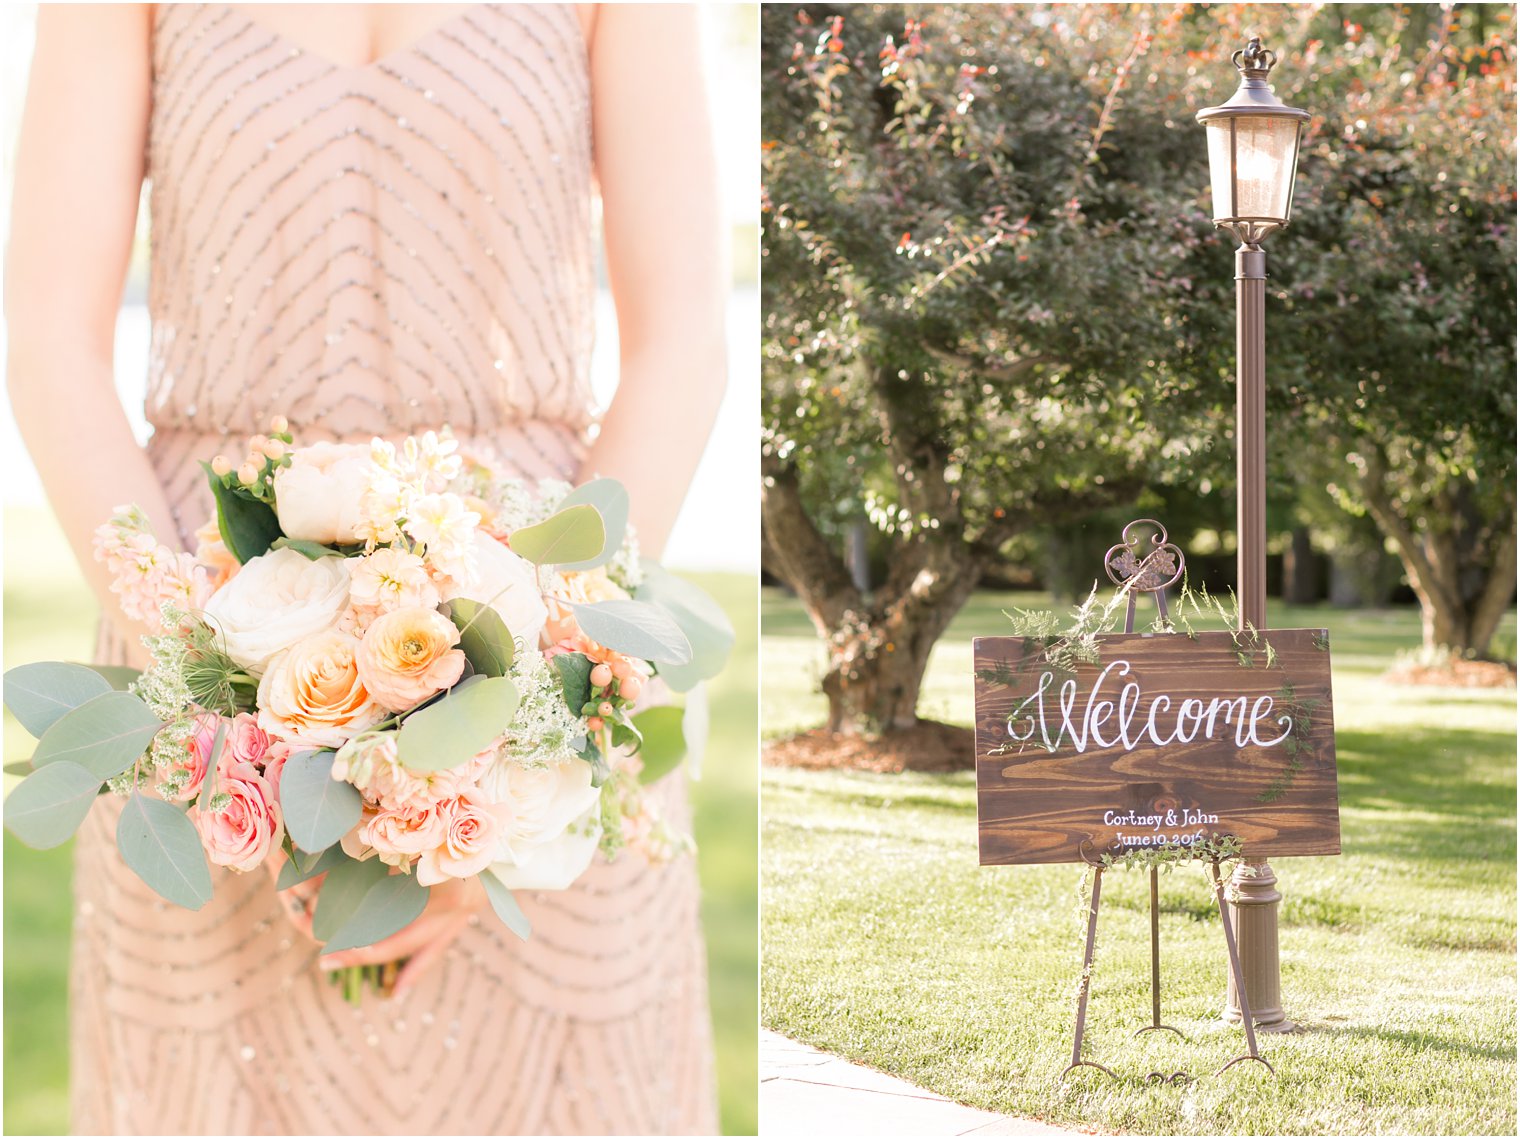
left=4, top=422, right=731, bottom=987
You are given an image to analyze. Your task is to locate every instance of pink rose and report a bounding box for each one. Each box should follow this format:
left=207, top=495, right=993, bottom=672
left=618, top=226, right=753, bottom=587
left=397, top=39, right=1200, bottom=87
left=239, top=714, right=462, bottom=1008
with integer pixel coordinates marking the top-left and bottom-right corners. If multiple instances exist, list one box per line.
left=224, top=712, right=270, bottom=767
left=261, top=740, right=293, bottom=802
left=363, top=804, right=449, bottom=869
left=193, top=762, right=283, bottom=872
left=354, top=606, right=466, bottom=713
left=415, top=790, right=511, bottom=886
left=157, top=712, right=222, bottom=803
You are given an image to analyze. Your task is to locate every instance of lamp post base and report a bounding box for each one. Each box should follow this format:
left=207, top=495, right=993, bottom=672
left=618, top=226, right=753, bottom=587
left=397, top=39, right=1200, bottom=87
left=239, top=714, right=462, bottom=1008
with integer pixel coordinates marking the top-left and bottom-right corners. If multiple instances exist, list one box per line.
left=1221, top=859, right=1296, bottom=1032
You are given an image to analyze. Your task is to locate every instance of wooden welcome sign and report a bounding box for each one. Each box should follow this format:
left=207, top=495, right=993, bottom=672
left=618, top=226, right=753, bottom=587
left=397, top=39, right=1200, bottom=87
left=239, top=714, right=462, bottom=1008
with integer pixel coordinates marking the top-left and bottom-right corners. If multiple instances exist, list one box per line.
left=974, top=629, right=1340, bottom=864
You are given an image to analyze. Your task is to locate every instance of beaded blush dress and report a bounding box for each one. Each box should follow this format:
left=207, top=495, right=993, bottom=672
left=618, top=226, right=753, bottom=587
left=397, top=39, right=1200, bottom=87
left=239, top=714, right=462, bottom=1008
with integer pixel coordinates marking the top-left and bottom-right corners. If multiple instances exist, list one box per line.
left=73, top=5, right=717, bottom=1134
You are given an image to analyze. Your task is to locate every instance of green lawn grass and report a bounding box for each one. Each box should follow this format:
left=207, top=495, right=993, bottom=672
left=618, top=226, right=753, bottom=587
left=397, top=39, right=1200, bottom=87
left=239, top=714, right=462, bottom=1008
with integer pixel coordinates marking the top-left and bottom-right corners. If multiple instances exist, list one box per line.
left=762, top=586, right=1517, bottom=1135
left=2, top=508, right=757, bottom=1136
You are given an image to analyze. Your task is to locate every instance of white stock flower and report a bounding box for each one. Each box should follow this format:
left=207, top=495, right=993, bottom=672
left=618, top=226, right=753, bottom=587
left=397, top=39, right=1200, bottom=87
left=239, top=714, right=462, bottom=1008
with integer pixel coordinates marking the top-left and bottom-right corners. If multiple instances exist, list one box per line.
left=404, top=492, right=479, bottom=575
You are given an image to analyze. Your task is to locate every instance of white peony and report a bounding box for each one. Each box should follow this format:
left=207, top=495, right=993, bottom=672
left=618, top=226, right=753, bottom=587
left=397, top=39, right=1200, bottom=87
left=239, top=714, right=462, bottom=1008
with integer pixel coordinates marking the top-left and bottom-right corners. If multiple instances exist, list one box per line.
left=483, top=758, right=602, bottom=891
left=273, top=441, right=373, bottom=544
left=441, top=532, right=548, bottom=649
left=202, top=548, right=352, bottom=675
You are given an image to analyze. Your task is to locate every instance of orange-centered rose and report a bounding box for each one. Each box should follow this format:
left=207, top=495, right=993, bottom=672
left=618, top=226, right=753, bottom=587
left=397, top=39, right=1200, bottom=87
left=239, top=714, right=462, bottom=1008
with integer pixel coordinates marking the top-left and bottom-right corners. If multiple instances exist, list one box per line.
left=256, top=630, right=385, bottom=749
left=355, top=606, right=467, bottom=713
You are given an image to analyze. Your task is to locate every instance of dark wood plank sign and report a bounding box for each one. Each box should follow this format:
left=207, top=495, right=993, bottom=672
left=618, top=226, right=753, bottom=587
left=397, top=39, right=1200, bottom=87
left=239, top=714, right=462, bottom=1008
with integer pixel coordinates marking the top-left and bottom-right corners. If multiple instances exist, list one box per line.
left=974, top=629, right=1340, bottom=865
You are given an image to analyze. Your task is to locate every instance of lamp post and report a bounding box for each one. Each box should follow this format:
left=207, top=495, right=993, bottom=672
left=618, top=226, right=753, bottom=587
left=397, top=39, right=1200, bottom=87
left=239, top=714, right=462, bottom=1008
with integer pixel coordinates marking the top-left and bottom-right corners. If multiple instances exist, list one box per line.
left=1197, top=37, right=1309, bottom=1034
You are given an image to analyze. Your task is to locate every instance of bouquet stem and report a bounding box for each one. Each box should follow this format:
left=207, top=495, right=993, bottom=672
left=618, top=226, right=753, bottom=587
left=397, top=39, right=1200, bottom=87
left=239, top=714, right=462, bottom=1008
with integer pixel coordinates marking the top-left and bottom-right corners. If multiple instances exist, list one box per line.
left=330, top=960, right=404, bottom=1006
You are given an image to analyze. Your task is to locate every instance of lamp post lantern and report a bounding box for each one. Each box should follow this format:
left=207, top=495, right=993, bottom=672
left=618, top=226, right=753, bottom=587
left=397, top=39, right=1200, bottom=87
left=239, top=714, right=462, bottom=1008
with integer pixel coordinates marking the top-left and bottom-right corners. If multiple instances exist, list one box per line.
left=1196, top=37, right=1309, bottom=1035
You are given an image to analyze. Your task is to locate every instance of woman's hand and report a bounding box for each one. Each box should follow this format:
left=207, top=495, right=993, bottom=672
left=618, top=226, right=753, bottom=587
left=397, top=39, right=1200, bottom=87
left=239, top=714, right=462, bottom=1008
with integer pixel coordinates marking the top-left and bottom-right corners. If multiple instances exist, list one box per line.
left=318, top=876, right=488, bottom=997
left=263, top=849, right=321, bottom=942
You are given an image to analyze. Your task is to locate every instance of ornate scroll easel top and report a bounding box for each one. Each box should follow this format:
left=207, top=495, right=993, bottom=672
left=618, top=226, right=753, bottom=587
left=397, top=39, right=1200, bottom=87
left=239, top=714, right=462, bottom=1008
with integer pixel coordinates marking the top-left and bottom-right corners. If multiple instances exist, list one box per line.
left=1104, top=519, right=1185, bottom=594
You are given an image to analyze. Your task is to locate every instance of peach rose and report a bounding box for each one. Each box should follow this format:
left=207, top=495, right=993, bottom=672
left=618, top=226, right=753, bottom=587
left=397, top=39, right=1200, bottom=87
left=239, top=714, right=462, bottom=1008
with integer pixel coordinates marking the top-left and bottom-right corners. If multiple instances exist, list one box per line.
left=363, top=803, right=449, bottom=869
left=256, top=630, right=386, bottom=749
left=193, top=761, right=283, bottom=872
left=415, top=790, right=511, bottom=886
left=354, top=606, right=466, bottom=713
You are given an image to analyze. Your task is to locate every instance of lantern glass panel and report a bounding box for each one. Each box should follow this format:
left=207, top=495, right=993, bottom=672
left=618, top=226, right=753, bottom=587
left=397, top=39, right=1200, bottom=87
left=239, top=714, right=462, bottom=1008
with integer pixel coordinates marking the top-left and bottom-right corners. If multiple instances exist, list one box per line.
left=1205, top=114, right=1301, bottom=223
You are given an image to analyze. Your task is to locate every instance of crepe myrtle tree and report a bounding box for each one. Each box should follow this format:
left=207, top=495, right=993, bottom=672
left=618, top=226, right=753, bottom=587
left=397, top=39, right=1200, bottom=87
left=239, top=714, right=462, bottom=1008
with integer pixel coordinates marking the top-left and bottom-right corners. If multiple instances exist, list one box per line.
left=1265, top=5, right=1516, bottom=656
left=761, top=5, right=1235, bottom=732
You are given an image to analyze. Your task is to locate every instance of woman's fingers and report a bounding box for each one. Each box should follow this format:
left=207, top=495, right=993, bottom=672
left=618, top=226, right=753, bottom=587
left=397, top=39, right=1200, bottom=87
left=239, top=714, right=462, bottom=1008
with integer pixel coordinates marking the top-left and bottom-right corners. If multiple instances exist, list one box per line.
left=317, top=914, right=443, bottom=971
left=392, top=911, right=475, bottom=997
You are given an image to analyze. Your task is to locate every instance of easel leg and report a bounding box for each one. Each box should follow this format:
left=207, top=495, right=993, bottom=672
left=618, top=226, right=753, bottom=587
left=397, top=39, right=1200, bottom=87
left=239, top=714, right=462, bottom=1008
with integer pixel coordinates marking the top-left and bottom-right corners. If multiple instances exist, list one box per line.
left=1060, top=867, right=1119, bottom=1081
left=1210, top=862, right=1275, bottom=1076
left=1135, top=866, right=1186, bottom=1040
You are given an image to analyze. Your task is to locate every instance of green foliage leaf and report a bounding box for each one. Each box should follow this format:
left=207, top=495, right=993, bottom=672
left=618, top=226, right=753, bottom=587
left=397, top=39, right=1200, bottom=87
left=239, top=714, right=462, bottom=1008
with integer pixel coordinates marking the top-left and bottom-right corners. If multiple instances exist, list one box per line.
left=322, top=869, right=429, bottom=953
left=635, top=563, right=736, bottom=690
left=446, top=599, right=515, bottom=678
left=3, top=662, right=112, bottom=738
left=31, top=691, right=163, bottom=780
left=396, top=676, right=519, bottom=774
left=88, top=664, right=142, bottom=691
left=203, top=462, right=283, bottom=564
left=276, top=844, right=344, bottom=891
left=3, top=761, right=103, bottom=849
left=567, top=600, right=692, bottom=665
left=631, top=706, right=687, bottom=784
left=311, top=855, right=391, bottom=941
left=271, top=537, right=337, bottom=560
left=281, top=749, right=362, bottom=854
left=4, top=761, right=32, bottom=777
left=116, top=792, right=213, bottom=910
left=556, top=479, right=630, bottom=570
left=481, top=873, right=532, bottom=940
left=507, top=504, right=605, bottom=566
left=553, top=653, right=594, bottom=715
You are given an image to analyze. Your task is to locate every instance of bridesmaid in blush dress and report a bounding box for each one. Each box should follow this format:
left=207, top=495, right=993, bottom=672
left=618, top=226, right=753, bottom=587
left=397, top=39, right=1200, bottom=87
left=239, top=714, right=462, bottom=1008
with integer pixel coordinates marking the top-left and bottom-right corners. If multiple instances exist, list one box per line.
left=6, top=4, right=729, bottom=1134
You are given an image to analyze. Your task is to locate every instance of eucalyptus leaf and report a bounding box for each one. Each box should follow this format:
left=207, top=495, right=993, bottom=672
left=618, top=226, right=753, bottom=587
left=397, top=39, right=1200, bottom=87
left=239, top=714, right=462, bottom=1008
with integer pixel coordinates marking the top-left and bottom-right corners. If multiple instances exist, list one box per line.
left=32, top=691, right=163, bottom=780
left=3, top=661, right=112, bottom=738
left=323, top=870, right=429, bottom=952
left=88, top=664, right=142, bottom=691
left=507, top=504, right=605, bottom=566
left=311, top=855, right=391, bottom=942
left=567, top=600, right=692, bottom=666
left=481, top=872, right=532, bottom=940
left=276, top=844, right=345, bottom=890
left=116, top=792, right=213, bottom=910
left=3, top=760, right=102, bottom=849
left=281, top=750, right=362, bottom=854
left=446, top=599, right=515, bottom=678
left=631, top=706, right=687, bottom=785
left=4, top=761, right=32, bottom=778
left=556, top=479, right=630, bottom=570
left=396, top=675, right=518, bottom=774
left=553, top=653, right=594, bottom=716
left=203, top=462, right=283, bottom=564
left=635, top=564, right=736, bottom=691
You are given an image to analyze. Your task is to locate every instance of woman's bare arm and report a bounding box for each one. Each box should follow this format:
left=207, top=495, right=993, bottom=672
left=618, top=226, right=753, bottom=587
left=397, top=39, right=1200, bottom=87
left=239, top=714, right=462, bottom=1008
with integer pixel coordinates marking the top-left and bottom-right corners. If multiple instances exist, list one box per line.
left=6, top=3, right=180, bottom=647
left=578, top=4, right=728, bottom=559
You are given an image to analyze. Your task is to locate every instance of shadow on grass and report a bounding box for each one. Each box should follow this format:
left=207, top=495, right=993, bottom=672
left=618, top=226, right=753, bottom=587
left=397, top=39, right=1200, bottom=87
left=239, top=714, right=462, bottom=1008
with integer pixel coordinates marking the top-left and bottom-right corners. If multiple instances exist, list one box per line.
left=1304, top=1021, right=1517, bottom=1065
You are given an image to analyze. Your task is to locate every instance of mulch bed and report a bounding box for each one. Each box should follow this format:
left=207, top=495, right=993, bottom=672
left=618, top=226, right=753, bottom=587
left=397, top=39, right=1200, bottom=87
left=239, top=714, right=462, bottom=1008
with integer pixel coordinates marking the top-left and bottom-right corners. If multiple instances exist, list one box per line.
left=1383, top=657, right=1517, bottom=689
left=763, top=718, right=976, bottom=773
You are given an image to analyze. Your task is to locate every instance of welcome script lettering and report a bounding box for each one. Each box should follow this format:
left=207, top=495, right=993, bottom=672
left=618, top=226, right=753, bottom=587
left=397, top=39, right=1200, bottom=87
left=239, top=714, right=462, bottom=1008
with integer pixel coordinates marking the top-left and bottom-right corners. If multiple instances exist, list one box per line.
left=1005, top=659, right=1293, bottom=754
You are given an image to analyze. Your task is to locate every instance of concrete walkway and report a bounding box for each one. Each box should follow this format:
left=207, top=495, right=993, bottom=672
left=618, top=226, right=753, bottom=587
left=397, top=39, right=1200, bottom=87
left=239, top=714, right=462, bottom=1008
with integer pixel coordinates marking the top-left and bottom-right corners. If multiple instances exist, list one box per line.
left=760, top=1030, right=1084, bottom=1136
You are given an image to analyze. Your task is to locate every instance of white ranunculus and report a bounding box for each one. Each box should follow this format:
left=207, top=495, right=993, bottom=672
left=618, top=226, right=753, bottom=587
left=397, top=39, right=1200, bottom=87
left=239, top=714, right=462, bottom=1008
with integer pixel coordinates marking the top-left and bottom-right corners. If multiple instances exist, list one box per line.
left=442, top=532, right=548, bottom=649
left=273, top=441, right=373, bottom=544
left=202, top=548, right=352, bottom=675
left=483, top=758, right=602, bottom=891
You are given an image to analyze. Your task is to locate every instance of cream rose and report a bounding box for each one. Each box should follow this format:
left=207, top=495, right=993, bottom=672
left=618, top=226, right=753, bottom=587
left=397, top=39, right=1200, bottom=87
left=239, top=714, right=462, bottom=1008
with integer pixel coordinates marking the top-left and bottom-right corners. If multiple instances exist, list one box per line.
left=193, top=761, right=283, bottom=873
left=416, top=791, right=512, bottom=886
left=441, top=532, right=548, bottom=649
left=354, top=606, right=466, bottom=712
left=272, top=441, right=372, bottom=544
left=257, top=629, right=385, bottom=749
left=483, top=758, right=602, bottom=891
left=203, top=548, right=352, bottom=675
